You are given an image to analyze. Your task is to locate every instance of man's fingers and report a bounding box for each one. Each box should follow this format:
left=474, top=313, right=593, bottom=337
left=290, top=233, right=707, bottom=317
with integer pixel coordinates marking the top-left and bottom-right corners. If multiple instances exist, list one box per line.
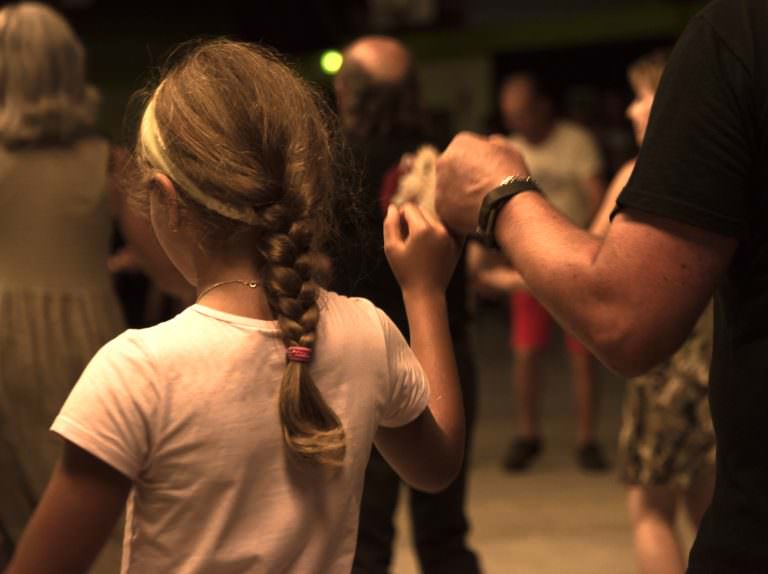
left=489, top=136, right=519, bottom=156
left=441, top=131, right=488, bottom=160
left=489, top=135, right=525, bottom=159
left=452, top=131, right=488, bottom=146
left=488, top=134, right=509, bottom=146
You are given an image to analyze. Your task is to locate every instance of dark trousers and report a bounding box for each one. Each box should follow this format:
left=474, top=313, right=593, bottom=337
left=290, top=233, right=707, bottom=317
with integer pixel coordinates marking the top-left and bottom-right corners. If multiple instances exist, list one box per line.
left=352, top=336, right=480, bottom=574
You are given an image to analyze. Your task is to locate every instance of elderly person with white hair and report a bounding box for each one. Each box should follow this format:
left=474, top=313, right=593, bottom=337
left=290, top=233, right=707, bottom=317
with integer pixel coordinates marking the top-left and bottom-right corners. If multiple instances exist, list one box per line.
left=0, top=1, right=124, bottom=556
left=0, top=4, right=184, bottom=568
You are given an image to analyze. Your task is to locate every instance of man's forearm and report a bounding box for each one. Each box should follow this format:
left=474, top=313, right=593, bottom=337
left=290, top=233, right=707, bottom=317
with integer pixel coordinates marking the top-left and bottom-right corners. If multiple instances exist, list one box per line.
left=492, top=192, right=717, bottom=376
left=493, top=193, right=611, bottom=353
left=434, top=132, right=732, bottom=375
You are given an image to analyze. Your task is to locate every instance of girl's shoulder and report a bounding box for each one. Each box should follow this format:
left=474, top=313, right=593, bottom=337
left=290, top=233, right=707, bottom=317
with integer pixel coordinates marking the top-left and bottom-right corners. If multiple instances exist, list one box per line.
left=319, top=288, right=376, bottom=314
left=101, top=308, right=206, bottom=368
left=318, top=290, right=394, bottom=341
left=320, top=289, right=392, bottom=323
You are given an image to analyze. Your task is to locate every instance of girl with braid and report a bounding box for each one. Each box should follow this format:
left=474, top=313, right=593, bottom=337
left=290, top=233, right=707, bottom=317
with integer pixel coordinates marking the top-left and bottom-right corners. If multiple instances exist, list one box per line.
left=7, top=40, right=465, bottom=574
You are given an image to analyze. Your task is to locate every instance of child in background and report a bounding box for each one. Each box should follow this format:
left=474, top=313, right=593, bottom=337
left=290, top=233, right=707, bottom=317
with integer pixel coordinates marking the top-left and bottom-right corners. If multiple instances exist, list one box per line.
left=7, top=40, right=465, bottom=574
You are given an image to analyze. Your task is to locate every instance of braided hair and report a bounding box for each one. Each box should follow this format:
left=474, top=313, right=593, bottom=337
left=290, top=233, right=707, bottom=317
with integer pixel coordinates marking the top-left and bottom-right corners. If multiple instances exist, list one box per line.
left=135, top=40, right=345, bottom=466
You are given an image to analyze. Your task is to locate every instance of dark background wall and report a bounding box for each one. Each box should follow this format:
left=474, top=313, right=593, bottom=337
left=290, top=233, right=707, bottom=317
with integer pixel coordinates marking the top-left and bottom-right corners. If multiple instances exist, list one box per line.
left=37, top=0, right=706, bottom=155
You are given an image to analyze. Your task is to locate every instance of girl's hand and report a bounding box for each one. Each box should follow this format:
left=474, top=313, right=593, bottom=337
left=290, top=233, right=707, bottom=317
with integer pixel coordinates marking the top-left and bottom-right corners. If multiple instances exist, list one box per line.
left=383, top=203, right=462, bottom=295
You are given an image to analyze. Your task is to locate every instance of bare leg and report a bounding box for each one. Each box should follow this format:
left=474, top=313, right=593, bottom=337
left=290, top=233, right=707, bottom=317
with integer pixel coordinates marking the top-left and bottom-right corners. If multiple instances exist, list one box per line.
left=513, top=348, right=540, bottom=439
left=627, top=485, right=685, bottom=574
left=569, top=350, right=596, bottom=446
left=684, top=469, right=715, bottom=529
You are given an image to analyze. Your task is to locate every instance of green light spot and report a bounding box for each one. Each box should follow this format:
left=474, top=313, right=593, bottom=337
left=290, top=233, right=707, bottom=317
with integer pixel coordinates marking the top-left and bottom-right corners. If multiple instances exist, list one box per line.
left=320, top=50, right=343, bottom=75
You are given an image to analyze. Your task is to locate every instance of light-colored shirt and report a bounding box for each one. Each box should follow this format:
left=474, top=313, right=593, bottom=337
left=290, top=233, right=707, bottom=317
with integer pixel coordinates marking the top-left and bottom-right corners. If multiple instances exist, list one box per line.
left=51, top=291, right=429, bottom=574
left=510, top=120, right=603, bottom=227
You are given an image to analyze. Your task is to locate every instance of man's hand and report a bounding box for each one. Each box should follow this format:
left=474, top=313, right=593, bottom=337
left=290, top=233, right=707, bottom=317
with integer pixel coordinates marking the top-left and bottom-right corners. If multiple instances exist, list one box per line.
left=435, top=132, right=531, bottom=235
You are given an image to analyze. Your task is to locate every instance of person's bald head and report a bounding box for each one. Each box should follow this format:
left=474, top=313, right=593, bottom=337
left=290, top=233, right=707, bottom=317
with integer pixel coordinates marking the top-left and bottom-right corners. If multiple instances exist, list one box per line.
left=334, top=35, right=421, bottom=140
left=342, top=35, right=412, bottom=85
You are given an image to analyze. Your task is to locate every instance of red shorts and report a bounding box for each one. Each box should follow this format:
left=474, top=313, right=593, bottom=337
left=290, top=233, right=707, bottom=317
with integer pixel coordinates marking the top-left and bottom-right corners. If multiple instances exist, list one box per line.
left=510, top=291, right=589, bottom=354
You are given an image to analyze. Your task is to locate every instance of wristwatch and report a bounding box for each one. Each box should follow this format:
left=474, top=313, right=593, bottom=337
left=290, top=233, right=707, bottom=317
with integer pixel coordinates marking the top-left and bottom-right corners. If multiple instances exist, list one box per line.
left=476, top=175, right=542, bottom=249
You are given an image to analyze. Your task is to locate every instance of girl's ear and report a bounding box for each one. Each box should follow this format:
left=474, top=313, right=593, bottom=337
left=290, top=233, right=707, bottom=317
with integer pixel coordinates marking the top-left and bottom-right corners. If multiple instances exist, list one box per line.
left=150, top=173, right=182, bottom=231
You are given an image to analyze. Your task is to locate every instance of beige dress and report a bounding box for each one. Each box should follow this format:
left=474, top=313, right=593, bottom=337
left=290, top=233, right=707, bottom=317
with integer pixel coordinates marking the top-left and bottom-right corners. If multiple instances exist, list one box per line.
left=0, top=138, right=125, bottom=550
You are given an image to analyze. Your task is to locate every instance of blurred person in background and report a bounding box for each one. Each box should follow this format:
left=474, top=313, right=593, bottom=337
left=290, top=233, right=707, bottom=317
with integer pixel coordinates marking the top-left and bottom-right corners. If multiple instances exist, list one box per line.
left=495, top=73, right=607, bottom=472
left=0, top=3, right=187, bottom=569
left=469, top=51, right=714, bottom=574
left=334, top=35, right=481, bottom=574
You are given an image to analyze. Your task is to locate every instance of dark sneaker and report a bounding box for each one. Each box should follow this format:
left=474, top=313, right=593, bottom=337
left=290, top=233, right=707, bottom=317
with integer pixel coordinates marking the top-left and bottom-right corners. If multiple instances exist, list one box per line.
left=502, top=438, right=542, bottom=472
left=577, top=442, right=609, bottom=472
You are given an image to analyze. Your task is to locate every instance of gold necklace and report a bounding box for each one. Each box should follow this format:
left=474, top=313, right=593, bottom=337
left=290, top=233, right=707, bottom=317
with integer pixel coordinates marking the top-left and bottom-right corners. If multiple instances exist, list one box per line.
left=196, top=280, right=260, bottom=302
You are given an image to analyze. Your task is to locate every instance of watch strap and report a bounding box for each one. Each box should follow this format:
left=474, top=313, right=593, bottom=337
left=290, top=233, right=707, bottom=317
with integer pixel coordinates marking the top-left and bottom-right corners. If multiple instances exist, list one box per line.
left=477, top=177, right=541, bottom=248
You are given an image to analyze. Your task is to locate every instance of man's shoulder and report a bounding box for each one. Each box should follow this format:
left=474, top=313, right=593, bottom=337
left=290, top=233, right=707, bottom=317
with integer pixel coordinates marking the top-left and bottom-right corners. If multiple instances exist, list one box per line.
left=696, top=0, right=763, bottom=72
left=699, top=0, right=763, bottom=28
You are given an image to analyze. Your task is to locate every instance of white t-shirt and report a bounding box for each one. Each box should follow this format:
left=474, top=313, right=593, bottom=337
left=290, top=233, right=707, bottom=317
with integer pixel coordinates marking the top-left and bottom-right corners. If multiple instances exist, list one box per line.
left=510, top=120, right=603, bottom=227
left=51, top=291, right=429, bottom=574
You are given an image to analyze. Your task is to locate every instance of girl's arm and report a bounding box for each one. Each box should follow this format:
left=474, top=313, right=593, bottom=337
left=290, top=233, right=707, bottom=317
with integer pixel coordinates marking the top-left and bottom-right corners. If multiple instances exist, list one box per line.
left=6, top=441, right=130, bottom=574
left=374, top=204, right=465, bottom=494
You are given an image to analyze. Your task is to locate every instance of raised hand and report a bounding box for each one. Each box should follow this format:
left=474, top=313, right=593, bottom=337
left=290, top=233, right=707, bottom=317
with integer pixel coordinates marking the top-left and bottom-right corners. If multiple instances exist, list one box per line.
left=383, top=203, right=462, bottom=295
left=435, top=132, right=531, bottom=235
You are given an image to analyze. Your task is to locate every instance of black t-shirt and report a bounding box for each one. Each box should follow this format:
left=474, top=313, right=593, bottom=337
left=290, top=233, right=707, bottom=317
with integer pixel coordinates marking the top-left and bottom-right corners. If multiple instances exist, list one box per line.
left=615, top=1, right=768, bottom=571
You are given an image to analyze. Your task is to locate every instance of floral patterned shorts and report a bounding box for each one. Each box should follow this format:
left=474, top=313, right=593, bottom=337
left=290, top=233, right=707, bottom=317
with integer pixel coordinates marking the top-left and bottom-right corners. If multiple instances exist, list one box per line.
left=617, top=305, right=716, bottom=488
